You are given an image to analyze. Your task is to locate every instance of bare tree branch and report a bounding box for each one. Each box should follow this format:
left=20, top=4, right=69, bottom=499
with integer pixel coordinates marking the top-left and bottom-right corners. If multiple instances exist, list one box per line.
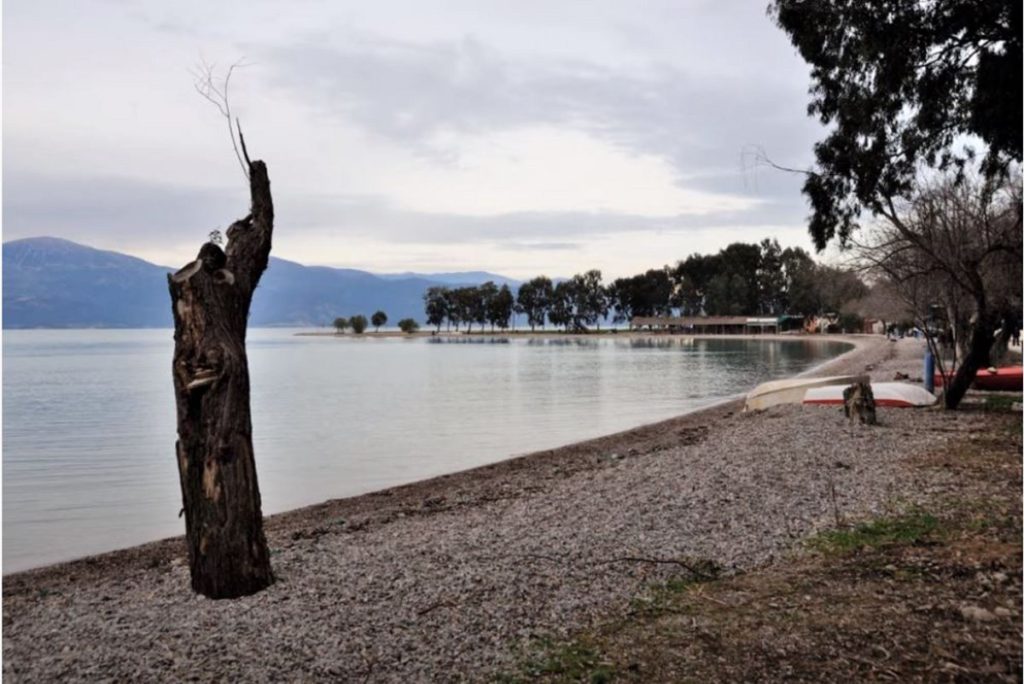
left=853, top=168, right=1022, bottom=408
left=192, top=58, right=251, bottom=181
left=236, top=118, right=252, bottom=168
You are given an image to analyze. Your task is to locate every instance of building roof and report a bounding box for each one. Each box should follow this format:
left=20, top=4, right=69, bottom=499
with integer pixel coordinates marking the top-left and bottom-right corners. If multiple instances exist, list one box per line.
left=632, top=316, right=762, bottom=326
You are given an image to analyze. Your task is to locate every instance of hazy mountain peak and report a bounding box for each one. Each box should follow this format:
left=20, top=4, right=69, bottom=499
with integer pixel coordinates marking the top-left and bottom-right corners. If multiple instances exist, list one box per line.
left=2, top=237, right=519, bottom=328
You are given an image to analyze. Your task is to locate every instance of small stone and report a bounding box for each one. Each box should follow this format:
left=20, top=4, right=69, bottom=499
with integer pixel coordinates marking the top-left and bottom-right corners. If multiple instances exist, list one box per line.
left=994, top=607, right=1012, bottom=617
left=992, top=572, right=1009, bottom=583
left=960, top=605, right=996, bottom=622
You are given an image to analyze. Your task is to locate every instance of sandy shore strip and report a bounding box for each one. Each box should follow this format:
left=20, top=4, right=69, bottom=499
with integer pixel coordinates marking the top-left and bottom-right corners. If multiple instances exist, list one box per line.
left=4, top=335, right=988, bottom=681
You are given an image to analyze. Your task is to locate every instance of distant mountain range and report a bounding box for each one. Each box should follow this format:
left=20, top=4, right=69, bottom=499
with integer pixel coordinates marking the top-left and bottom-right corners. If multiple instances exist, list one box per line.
left=2, top=237, right=519, bottom=329
left=376, top=271, right=521, bottom=288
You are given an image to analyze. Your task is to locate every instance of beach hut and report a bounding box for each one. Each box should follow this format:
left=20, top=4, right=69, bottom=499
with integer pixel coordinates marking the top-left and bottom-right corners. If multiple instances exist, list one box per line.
left=631, top=316, right=755, bottom=334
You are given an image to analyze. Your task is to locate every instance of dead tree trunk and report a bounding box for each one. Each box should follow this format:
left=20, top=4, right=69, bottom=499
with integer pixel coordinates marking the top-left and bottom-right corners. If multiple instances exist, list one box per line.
left=168, top=159, right=274, bottom=599
left=843, top=381, right=877, bottom=425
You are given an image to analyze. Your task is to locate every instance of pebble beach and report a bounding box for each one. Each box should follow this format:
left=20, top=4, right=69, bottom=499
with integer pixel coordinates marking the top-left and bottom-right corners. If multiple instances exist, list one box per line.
left=3, top=335, right=991, bottom=681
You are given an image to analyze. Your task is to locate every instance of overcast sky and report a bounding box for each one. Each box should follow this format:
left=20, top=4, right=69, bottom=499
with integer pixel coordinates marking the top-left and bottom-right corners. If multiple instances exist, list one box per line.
left=3, top=0, right=828, bottom=278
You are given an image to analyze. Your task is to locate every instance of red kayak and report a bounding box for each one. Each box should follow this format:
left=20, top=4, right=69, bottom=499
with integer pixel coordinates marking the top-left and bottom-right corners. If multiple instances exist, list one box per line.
left=934, top=366, right=1023, bottom=392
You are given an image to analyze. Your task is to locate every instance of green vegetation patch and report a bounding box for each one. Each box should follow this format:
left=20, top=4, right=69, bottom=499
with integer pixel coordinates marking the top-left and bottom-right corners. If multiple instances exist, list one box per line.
left=498, top=637, right=615, bottom=684
left=980, top=394, right=1022, bottom=413
left=629, top=560, right=722, bottom=617
left=807, top=512, right=939, bottom=555
left=498, top=561, right=721, bottom=682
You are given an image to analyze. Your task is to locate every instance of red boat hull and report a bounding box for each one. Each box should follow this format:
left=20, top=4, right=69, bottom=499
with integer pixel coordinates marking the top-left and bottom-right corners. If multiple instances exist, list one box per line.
left=934, top=366, right=1023, bottom=392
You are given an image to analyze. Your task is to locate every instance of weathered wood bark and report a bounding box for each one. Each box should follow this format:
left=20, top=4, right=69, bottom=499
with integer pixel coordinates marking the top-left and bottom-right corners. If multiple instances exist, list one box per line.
left=168, top=160, right=274, bottom=599
left=942, top=316, right=997, bottom=410
left=842, top=381, right=877, bottom=425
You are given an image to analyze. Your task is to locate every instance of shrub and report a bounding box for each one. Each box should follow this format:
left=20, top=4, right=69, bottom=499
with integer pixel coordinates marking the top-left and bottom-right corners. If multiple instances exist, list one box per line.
left=349, top=315, right=368, bottom=334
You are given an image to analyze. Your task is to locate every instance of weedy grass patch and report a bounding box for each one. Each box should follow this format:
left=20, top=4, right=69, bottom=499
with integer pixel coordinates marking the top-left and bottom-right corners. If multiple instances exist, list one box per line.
left=496, top=636, right=615, bottom=684
left=807, top=511, right=939, bottom=555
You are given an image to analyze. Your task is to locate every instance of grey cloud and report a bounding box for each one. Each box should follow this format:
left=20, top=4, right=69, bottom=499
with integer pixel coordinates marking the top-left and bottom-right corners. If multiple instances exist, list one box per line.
left=256, top=27, right=822, bottom=204
left=3, top=171, right=247, bottom=248
left=501, top=242, right=581, bottom=252
left=3, top=169, right=806, bottom=261
left=283, top=190, right=807, bottom=245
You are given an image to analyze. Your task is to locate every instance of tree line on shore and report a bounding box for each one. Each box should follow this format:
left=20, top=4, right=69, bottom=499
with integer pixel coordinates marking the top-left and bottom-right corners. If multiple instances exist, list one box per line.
left=333, top=311, right=420, bottom=334
left=422, top=238, right=868, bottom=333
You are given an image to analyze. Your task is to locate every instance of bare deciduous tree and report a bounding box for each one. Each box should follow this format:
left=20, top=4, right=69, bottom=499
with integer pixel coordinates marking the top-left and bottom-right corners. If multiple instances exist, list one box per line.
left=854, top=171, right=1022, bottom=408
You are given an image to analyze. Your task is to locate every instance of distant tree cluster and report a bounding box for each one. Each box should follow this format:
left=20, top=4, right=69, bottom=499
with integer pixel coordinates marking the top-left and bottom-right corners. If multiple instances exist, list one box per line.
left=659, top=239, right=865, bottom=319
left=609, top=240, right=864, bottom=323
left=422, top=239, right=867, bottom=332
left=422, top=282, right=517, bottom=333
left=332, top=310, right=421, bottom=334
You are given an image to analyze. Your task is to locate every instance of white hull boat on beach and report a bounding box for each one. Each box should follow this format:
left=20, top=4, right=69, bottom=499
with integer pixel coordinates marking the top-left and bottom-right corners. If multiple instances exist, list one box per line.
left=803, top=382, right=937, bottom=408
left=744, top=375, right=870, bottom=411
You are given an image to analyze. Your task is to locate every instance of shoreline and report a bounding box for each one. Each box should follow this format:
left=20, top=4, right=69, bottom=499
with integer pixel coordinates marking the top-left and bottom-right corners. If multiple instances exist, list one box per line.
left=295, top=329, right=872, bottom=343
left=4, top=334, right=876, bottom=580
left=8, top=335, right=989, bottom=680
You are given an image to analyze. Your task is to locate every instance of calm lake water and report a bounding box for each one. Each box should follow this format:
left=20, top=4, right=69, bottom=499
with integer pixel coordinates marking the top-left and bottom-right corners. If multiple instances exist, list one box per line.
left=2, top=329, right=850, bottom=572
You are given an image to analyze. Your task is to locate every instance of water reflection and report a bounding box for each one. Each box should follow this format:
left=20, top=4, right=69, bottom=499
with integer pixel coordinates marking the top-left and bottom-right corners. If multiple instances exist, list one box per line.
left=524, top=337, right=600, bottom=348
left=2, top=329, right=850, bottom=572
left=426, top=336, right=511, bottom=344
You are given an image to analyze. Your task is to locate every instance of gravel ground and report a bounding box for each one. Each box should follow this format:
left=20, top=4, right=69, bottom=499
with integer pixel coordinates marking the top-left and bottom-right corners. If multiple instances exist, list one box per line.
left=4, top=335, right=988, bottom=682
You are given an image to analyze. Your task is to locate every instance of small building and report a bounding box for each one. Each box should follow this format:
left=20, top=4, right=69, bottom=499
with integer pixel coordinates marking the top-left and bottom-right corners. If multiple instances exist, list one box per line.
left=745, top=317, right=779, bottom=334
left=777, top=314, right=807, bottom=332
left=631, top=316, right=780, bottom=334
left=862, top=318, right=886, bottom=334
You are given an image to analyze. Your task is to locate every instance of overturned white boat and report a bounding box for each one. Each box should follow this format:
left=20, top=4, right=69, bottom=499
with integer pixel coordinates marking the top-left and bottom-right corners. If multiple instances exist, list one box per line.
left=744, top=375, right=870, bottom=411
left=803, top=382, right=937, bottom=408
